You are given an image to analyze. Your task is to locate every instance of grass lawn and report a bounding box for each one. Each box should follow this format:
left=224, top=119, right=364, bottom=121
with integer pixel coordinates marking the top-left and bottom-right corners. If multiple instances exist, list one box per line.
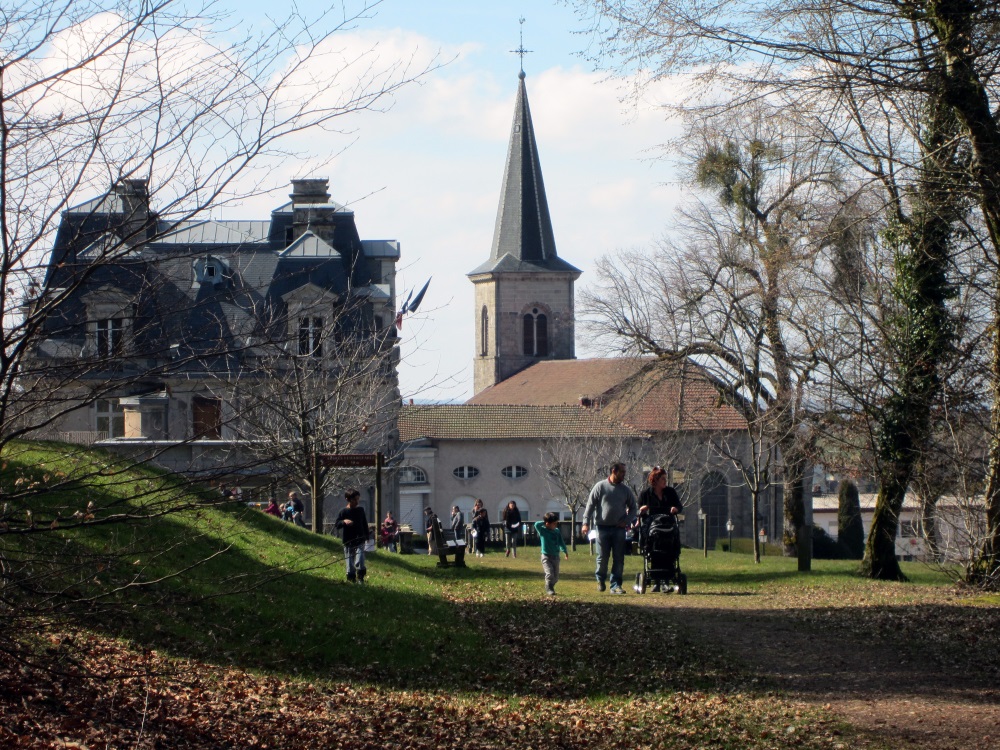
left=2, top=441, right=996, bottom=749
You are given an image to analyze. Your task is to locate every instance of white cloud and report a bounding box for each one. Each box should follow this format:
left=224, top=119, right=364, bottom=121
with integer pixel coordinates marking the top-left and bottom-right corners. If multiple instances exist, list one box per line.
left=222, top=28, right=694, bottom=400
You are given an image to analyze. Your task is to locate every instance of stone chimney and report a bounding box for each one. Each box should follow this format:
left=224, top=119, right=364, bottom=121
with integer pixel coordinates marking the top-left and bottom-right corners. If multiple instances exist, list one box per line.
left=112, top=178, right=152, bottom=245
left=290, top=178, right=336, bottom=245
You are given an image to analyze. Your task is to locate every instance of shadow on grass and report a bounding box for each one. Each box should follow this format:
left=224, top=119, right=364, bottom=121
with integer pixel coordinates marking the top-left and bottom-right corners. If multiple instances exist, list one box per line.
left=23, top=500, right=1000, bottom=710
left=682, top=591, right=758, bottom=597
left=10, top=443, right=995, bottom=713
left=688, top=567, right=865, bottom=586
left=664, top=602, right=1000, bottom=707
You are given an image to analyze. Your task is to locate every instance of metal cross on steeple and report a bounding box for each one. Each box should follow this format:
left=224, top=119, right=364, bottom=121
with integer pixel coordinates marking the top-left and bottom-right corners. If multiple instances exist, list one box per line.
left=511, top=16, right=532, bottom=76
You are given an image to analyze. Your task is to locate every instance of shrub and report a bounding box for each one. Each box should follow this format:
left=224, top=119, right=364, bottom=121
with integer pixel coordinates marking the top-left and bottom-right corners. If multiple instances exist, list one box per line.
left=838, top=481, right=865, bottom=559
left=812, top=525, right=849, bottom=559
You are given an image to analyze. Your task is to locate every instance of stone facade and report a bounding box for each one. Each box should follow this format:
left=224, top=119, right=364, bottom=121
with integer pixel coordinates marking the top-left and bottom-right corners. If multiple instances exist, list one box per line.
left=26, top=177, right=402, bottom=524
left=472, top=272, right=576, bottom=393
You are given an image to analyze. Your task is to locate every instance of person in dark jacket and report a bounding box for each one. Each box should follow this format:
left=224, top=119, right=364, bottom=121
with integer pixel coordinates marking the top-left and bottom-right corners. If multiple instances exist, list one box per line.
left=502, top=500, right=522, bottom=558
left=637, top=467, right=682, bottom=592
left=471, top=498, right=489, bottom=558
left=638, top=467, right=681, bottom=518
left=424, top=507, right=438, bottom=555
left=335, top=489, right=369, bottom=583
left=287, top=490, right=306, bottom=527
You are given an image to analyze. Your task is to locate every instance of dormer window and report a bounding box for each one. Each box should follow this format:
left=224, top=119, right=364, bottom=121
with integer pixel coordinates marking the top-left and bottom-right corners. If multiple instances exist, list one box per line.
left=283, top=283, right=339, bottom=358
left=96, top=318, right=123, bottom=358
left=298, top=317, right=323, bottom=357
left=192, top=256, right=229, bottom=285
left=83, top=288, right=133, bottom=359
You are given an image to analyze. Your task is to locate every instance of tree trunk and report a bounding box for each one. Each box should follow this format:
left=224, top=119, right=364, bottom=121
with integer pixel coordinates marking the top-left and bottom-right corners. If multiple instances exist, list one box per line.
left=781, top=453, right=808, bottom=561
left=570, top=507, right=579, bottom=551
left=920, top=494, right=941, bottom=563
left=862, top=481, right=906, bottom=581
left=930, top=0, right=1000, bottom=584
left=751, top=487, right=761, bottom=564
left=858, top=33, right=959, bottom=580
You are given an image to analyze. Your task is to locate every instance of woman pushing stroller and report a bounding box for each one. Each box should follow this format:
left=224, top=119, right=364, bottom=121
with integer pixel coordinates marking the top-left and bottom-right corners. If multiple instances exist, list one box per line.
left=638, top=466, right=681, bottom=518
left=636, top=467, right=686, bottom=594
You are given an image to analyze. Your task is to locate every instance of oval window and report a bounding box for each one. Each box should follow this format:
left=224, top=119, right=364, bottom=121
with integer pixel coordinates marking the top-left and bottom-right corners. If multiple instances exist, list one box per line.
left=452, top=466, right=480, bottom=480
left=501, top=465, right=528, bottom=479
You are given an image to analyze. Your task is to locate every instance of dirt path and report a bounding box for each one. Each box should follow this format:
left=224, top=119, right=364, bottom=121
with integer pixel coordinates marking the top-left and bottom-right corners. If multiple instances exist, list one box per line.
left=663, top=599, right=1000, bottom=750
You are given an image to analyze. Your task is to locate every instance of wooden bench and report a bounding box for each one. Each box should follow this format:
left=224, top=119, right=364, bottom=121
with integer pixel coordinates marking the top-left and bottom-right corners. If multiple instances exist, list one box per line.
left=429, top=517, right=466, bottom=567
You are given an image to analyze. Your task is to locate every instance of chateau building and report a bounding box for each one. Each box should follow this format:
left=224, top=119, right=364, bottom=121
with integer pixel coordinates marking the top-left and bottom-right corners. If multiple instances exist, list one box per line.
left=26, top=177, right=401, bottom=521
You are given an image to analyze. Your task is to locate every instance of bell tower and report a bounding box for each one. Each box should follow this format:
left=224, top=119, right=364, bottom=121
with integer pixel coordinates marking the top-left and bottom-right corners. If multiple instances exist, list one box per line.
left=468, top=71, right=581, bottom=396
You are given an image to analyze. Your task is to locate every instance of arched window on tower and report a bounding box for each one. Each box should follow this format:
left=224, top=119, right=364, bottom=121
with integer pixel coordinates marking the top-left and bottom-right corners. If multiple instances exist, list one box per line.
left=523, top=308, right=549, bottom=357
left=481, top=306, right=489, bottom=356
left=536, top=313, right=548, bottom=356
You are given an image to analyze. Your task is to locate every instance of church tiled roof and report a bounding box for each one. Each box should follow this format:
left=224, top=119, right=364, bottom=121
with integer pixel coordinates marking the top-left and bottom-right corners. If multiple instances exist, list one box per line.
left=468, top=358, right=647, bottom=405
left=465, top=357, right=746, bottom=433
left=399, top=404, right=648, bottom=441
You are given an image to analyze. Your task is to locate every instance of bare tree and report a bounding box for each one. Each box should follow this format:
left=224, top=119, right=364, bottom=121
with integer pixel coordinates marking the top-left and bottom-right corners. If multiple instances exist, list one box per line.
left=537, top=431, right=634, bottom=551
left=570, top=0, right=1000, bottom=581
left=3, top=0, right=427, bottom=447
left=0, top=0, right=428, bottom=648
left=583, top=104, right=837, bottom=562
left=231, top=291, right=400, bottom=533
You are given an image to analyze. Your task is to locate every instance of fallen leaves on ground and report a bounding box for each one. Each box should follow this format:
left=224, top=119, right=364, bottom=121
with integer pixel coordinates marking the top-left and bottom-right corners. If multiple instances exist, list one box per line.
left=0, top=632, right=849, bottom=750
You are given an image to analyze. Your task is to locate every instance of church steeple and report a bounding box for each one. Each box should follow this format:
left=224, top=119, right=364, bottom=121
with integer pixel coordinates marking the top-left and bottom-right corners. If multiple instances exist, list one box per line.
left=469, top=71, right=581, bottom=396
left=469, top=72, right=580, bottom=276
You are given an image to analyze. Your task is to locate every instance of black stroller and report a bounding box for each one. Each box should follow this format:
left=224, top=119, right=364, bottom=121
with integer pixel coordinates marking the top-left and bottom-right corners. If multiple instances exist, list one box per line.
left=633, top=512, right=687, bottom=594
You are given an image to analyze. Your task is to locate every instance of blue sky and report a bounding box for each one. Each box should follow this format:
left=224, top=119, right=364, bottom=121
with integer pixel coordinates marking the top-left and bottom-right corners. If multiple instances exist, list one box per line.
left=233, top=0, right=688, bottom=400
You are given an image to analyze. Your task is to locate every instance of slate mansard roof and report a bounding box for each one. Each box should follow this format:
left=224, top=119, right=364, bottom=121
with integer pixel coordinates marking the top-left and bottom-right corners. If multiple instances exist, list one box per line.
left=468, top=73, right=580, bottom=278
left=35, top=179, right=398, bottom=374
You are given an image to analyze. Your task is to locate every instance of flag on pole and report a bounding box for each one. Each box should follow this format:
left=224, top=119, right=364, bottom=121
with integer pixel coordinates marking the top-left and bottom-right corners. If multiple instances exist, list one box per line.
left=407, top=278, right=431, bottom=313
left=395, top=278, right=431, bottom=330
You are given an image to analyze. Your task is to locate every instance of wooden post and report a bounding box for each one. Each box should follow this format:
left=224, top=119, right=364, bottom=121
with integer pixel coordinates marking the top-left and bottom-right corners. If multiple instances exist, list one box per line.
left=311, top=452, right=323, bottom=534
left=798, top=523, right=812, bottom=571
left=374, top=451, right=383, bottom=546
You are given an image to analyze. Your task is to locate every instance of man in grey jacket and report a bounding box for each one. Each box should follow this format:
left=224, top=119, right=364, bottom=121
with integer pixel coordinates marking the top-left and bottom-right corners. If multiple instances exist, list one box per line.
left=581, top=462, right=637, bottom=595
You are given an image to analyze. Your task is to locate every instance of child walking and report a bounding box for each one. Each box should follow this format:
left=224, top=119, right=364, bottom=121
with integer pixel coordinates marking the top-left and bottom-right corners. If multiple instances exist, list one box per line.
left=534, top=512, right=569, bottom=596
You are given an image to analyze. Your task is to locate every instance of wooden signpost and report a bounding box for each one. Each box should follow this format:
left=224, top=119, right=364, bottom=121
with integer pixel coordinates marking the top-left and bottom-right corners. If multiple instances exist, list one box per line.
left=312, top=452, right=384, bottom=538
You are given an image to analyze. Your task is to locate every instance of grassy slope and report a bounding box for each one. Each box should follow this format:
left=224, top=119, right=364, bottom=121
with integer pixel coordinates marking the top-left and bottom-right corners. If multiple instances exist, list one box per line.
left=5, top=441, right=994, bottom=749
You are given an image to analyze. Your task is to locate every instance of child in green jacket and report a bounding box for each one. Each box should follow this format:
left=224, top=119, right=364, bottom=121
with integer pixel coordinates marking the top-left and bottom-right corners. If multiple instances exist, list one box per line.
left=534, top=512, right=569, bottom=596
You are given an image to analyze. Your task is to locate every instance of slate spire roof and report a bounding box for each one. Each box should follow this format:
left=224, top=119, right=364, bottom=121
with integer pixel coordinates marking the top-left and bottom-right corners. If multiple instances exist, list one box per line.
left=469, top=72, right=580, bottom=276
